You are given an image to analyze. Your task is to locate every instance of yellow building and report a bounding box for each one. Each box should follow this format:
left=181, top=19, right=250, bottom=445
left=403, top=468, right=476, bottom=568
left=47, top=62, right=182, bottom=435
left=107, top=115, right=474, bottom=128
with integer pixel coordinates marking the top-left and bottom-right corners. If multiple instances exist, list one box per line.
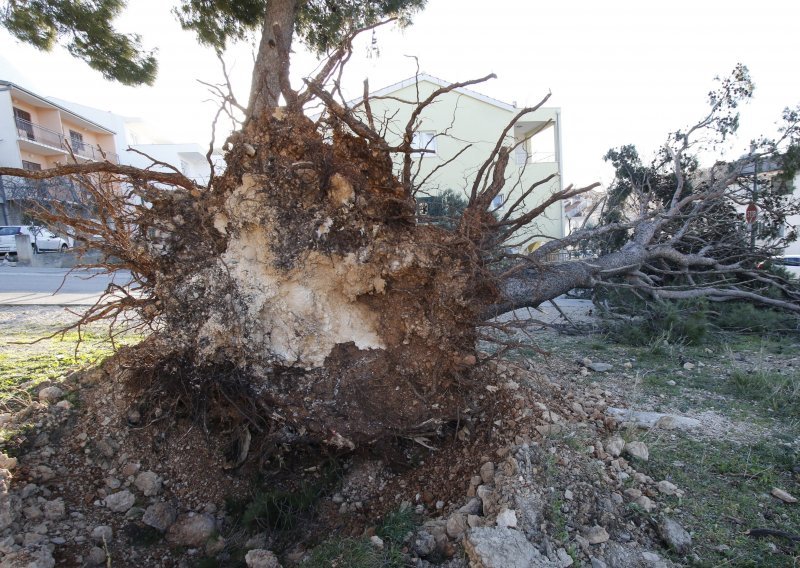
left=354, top=74, right=564, bottom=247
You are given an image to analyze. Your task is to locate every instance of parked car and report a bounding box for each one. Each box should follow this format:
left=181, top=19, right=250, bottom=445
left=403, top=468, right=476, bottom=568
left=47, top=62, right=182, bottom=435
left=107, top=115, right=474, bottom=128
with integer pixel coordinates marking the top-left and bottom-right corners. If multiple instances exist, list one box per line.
left=0, top=225, right=73, bottom=255
left=757, top=255, right=800, bottom=278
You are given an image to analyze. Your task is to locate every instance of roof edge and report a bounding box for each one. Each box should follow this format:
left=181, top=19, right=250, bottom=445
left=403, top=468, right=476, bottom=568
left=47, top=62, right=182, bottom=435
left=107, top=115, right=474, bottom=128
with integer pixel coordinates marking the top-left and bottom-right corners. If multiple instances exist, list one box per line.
left=0, top=80, right=116, bottom=135
left=364, top=73, right=519, bottom=112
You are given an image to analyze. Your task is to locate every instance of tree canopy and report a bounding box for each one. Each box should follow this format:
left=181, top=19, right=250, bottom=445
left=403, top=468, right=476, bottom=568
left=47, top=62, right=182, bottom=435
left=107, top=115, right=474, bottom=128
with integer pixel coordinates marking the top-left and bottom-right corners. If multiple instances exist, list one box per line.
left=175, top=0, right=425, bottom=53
left=0, top=0, right=158, bottom=85
left=0, top=0, right=426, bottom=86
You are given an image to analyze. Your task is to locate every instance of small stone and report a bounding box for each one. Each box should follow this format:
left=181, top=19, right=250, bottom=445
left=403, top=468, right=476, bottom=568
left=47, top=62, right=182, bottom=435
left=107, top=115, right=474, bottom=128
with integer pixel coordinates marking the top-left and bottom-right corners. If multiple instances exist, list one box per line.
left=588, top=362, right=613, bottom=372
left=541, top=410, right=563, bottom=423
left=557, top=547, right=574, bottom=567
left=34, top=465, right=54, bottom=481
left=91, top=525, right=113, bottom=543
left=244, top=549, right=281, bottom=568
left=43, top=498, right=65, bottom=520
left=55, top=400, right=72, bottom=410
left=564, top=489, right=574, bottom=501
left=413, top=531, right=436, bottom=557
left=23, top=505, right=43, bottom=520
left=771, top=487, right=797, bottom=503
left=87, top=546, right=107, bottom=566
left=135, top=471, right=162, bottom=496
left=166, top=513, right=217, bottom=547
left=446, top=513, right=468, bottom=539
left=606, top=437, right=625, bottom=457
left=104, top=490, right=135, bottom=513
left=125, top=506, right=146, bottom=520
left=143, top=502, right=177, bottom=531
left=666, top=380, right=677, bottom=386
left=657, top=480, right=679, bottom=496
left=641, top=551, right=662, bottom=562
left=459, top=497, right=482, bottom=515
left=479, top=461, right=495, bottom=484
left=464, top=527, right=544, bottom=567
left=535, top=424, right=563, bottom=436
left=38, top=386, right=64, bottom=403
left=0, top=453, right=17, bottom=470
left=23, top=532, right=46, bottom=546
left=584, top=525, right=610, bottom=544
left=467, top=514, right=482, bottom=528
left=370, top=535, right=384, bottom=549
left=127, top=409, right=141, bottom=424
left=435, top=500, right=445, bottom=510
left=495, top=508, right=517, bottom=528
left=658, top=516, right=692, bottom=553
left=682, top=362, right=695, bottom=370
left=624, top=441, right=649, bottom=461
left=635, top=496, right=655, bottom=512
left=121, top=463, right=140, bottom=477
left=95, top=439, right=116, bottom=458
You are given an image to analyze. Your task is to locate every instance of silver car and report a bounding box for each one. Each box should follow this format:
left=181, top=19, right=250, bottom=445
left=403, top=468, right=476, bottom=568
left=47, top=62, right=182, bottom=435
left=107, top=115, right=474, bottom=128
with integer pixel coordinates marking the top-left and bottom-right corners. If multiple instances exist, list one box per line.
left=0, top=225, right=72, bottom=255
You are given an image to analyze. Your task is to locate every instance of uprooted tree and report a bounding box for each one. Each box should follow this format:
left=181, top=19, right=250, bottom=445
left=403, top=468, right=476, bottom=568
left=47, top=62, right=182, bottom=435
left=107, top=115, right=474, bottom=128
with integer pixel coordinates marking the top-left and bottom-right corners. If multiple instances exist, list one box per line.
left=1, top=1, right=799, bottom=453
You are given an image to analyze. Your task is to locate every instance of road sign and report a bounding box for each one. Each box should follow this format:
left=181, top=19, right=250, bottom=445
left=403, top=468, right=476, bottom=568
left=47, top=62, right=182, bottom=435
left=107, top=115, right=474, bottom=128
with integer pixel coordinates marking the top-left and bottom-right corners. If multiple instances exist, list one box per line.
left=745, top=202, right=758, bottom=224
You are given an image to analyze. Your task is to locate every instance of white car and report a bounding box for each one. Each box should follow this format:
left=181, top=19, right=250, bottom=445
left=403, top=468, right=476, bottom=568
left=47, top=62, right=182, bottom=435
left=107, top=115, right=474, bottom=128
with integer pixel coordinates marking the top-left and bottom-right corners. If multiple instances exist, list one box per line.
left=759, top=255, right=800, bottom=278
left=774, top=255, right=800, bottom=278
left=0, top=225, right=73, bottom=255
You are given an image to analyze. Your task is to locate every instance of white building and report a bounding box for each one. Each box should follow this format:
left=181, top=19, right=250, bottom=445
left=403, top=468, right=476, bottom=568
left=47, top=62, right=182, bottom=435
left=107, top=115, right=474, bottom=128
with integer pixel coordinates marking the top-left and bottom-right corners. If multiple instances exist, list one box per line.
left=0, top=80, right=119, bottom=224
left=48, top=98, right=216, bottom=185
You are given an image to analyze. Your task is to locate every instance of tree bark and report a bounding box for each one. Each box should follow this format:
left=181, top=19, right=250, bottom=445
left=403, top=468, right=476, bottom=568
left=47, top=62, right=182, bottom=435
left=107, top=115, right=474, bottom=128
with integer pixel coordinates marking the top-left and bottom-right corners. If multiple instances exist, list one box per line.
left=247, top=0, right=298, bottom=119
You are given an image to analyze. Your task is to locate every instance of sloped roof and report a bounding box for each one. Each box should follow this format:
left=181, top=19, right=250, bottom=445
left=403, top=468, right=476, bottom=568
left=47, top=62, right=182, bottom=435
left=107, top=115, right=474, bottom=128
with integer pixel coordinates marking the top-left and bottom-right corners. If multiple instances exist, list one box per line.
left=363, top=73, right=518, bottom=112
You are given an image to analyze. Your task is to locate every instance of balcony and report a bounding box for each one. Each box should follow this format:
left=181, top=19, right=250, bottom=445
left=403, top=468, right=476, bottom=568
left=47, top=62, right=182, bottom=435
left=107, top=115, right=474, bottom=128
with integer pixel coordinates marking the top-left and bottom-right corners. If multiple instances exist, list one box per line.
left=15, top=118, right=118, bottom=163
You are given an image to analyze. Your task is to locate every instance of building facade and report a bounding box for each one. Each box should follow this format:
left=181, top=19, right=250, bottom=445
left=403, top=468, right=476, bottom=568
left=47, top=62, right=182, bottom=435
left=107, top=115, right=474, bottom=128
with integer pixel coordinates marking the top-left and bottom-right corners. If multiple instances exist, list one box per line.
left=47, top=98, right=215, bottom=186
left=0, top=80, right=119, bottom=224
left=354, top=74, right=564, bottom=248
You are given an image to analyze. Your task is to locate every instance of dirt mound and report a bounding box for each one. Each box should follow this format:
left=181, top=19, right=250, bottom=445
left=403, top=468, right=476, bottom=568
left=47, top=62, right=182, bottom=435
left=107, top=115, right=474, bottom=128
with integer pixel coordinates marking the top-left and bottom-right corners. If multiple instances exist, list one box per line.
left=0, top=343, right=692, bottom=567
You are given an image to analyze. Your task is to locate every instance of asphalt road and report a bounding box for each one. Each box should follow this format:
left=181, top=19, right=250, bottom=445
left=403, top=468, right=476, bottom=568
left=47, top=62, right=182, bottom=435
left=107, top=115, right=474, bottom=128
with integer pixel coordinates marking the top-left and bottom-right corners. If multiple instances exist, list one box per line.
left=0, top=265, right=133, bottom=305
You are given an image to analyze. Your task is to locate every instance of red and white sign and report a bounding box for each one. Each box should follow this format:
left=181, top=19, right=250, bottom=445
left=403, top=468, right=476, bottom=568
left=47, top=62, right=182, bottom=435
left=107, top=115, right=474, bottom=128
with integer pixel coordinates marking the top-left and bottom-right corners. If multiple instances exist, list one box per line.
left=745, top=202, right=758, bottom=224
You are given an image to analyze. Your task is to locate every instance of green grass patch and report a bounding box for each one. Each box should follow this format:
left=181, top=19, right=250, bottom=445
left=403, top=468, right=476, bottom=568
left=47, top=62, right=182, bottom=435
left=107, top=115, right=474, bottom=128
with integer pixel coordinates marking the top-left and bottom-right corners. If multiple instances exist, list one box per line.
left=375, top=507, right=416, bottom=544
left=638, top=435, right=800, bottom=567
left=302, top=507, right=416, bottom=568
left=727, top=369, right=800, bottom=416
left=302, top=537, right=405, bottom=568
left=240, top=483, right=321, bottom=532
left=0, top=340, right=110, bottom=405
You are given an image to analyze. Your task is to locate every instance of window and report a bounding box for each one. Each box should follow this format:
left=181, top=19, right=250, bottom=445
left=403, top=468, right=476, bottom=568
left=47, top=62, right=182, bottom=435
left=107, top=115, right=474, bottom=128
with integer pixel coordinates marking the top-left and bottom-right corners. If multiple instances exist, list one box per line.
left=22, top=160, right=42, bottom=171
left=13, top=107, right=34, bottom=140
left=412, top=131, right=437, bottom=156
left=69, top=130, right=85, bottom=152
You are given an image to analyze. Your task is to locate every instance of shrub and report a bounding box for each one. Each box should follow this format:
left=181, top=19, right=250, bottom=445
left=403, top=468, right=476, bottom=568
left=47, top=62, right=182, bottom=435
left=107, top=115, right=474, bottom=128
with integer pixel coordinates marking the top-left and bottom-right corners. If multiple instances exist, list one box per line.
left=606, top=299, right=709, bottom=346
left=713, top=303, right=798, bottom=333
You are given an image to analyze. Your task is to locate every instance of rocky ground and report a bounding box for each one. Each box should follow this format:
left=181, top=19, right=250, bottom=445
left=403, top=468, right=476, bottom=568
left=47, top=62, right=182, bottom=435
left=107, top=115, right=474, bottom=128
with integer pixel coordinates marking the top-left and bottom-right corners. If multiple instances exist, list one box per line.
left=1, top=304, right=798, bottom=567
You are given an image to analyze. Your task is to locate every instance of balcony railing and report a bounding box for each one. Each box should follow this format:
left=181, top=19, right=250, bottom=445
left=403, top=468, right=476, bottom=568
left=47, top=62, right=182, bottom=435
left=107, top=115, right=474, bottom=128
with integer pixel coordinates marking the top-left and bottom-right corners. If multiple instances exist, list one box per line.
left=14, top=118, right=118, bottom=163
